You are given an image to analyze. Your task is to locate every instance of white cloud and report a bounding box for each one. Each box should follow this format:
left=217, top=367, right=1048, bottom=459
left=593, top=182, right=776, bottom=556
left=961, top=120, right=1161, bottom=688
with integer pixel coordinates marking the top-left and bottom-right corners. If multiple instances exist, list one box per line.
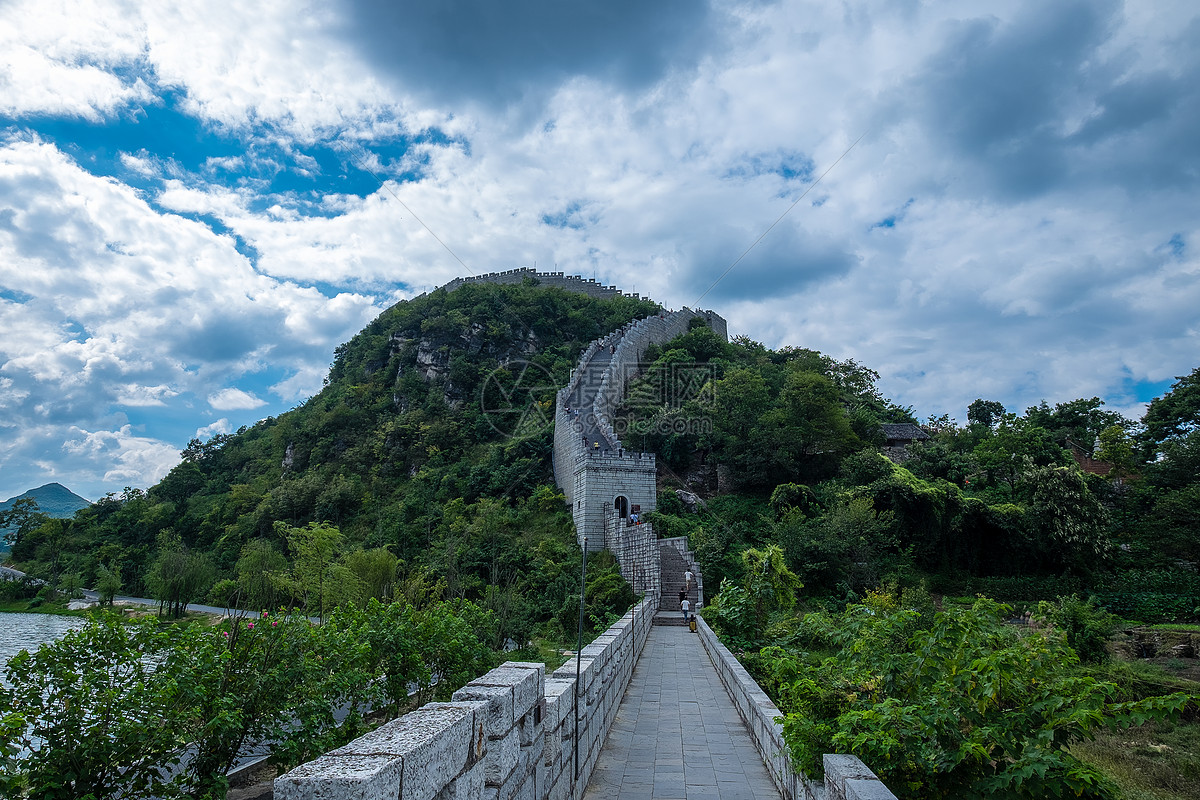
left=115, top=384, right=180, bottom=407
left=1, top=0, right=1199, bottom=499
left=61, top=424, right=181, bottom=489
left=207, top=388, right=267, bottom=410
left=195, top=418, right=232, bottom=439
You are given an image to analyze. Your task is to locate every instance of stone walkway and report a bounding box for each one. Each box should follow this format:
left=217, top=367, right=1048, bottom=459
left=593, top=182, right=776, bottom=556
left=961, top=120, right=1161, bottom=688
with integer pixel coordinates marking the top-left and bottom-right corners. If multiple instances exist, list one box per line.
left=583, top=626, right=782, bottom=800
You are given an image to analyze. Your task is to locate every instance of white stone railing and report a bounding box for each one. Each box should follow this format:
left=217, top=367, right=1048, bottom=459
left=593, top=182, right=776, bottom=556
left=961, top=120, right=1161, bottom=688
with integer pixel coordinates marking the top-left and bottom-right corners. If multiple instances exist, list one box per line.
left=694, top=616, right=898, bottom=800
left=275, top=595, right=658, bottom=800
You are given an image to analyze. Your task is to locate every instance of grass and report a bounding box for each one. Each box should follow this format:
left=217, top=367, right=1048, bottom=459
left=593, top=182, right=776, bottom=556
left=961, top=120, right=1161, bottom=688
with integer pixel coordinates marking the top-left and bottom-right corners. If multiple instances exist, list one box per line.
left=0, top=598, right=91, bottom=617
left=1144, top=622, right=1200, bottom=633
left=1072, top=720, right=1200, bottom=800
left=508, top=637, right=570, bottom=671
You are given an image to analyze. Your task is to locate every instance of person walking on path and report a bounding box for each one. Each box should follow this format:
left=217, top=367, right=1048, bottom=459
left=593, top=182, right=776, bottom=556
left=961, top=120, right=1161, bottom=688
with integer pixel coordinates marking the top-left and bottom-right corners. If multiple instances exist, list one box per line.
left=681, top=597, right=691, bottom=622
left=685, top=569, right=694, bottom=589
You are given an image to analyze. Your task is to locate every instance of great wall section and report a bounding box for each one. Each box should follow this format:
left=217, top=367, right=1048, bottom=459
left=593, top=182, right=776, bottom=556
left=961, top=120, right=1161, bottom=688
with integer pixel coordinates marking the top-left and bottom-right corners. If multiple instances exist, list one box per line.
left=275, top=270, right=896, bottom=800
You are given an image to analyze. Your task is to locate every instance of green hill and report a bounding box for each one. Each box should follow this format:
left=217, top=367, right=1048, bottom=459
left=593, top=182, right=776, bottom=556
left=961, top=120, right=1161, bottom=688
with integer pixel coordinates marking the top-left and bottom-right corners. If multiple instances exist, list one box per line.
left=1, top=483, right=90, bottom=519
left=7, top=280, right=654, bottom=640
left=8, top=275, right=1198, bottom=634
left=1, top=483, right=91, bottom=555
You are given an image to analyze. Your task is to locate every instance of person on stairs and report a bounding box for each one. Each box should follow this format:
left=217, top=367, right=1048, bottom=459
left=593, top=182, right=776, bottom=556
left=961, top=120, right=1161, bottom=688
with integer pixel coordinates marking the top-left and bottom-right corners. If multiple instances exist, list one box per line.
left=681, top=597, right=691, bottom=622
left=685, top=568, right=694, bottom=589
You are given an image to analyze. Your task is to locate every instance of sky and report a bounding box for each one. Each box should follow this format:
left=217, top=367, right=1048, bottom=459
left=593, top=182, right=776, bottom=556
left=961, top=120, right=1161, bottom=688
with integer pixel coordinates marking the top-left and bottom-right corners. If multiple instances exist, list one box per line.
left=1, top=0, right=1198, bottom=502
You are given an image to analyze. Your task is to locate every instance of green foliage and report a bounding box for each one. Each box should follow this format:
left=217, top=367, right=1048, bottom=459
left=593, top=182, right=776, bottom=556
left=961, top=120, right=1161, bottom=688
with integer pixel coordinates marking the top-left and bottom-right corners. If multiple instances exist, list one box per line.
left=95, top=561, right=122, bottom=605
left=775, top=497, right=898, bottom=594
left=760, top=598, right=1194, bottom=800
left=967, top=398, right=1005, bottom=428
left=705, top=545, right=802, bottom=648
left=1036, top=595, right=1119, bottom=663
left=1, top=616, right=193, bottom=799
left=8, top=283, right=659, bottom=626
left=1142, top=366, right=1200, bottom=453
left=556, top=550, right=637, bottom=640
left=1, top=600, right=494, bottom=799
left=146, top=529, right=215, bottom=618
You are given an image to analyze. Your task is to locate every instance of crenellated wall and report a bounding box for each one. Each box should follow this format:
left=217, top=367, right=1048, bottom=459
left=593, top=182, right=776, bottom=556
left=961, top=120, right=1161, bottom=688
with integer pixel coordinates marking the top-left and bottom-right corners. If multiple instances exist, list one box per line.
left=553, top=307, right=727, bottom=552
left=275, top=595, right=659, bottom=800
left=440, top=268, right=644, bottom=301
left=273, top=273, right=897, bottom=800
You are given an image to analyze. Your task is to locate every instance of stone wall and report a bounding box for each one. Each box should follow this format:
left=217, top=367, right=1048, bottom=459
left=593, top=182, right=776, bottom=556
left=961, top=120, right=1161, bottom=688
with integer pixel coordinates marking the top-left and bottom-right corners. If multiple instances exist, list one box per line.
left=554, top=306, right=727, bottom=552
left=603, top=506, right=660, bottom=597
left=694, top=616, right=898, bottom=800
left=275, top=595, right=658, bottom=800
left=440, top=268, right=643, bottom=301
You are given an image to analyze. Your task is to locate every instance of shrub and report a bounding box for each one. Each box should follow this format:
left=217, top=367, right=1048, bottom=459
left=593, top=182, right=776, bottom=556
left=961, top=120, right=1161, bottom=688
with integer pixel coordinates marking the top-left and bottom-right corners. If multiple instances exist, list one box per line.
left=1036, top=595, right=1118, bottom=663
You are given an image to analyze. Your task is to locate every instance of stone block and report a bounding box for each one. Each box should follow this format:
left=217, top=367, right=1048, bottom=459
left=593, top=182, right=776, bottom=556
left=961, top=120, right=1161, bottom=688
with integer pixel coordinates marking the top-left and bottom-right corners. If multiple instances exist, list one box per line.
left=485, top=726, right=520, bottom=786
left=274, top=753, right=402, bottom=800
left=846, top=778, right=900, bottom=800
left=277, top=703, right=481, bottom=800
left=444, top=761, right=486, bottom=800
left=542, top=677, right=575, bottom=734
left=458, top=665, right=542, bottom=726
left=451, top=683, right=513, bottom=739
left=824, top=754, right=897, bottom=800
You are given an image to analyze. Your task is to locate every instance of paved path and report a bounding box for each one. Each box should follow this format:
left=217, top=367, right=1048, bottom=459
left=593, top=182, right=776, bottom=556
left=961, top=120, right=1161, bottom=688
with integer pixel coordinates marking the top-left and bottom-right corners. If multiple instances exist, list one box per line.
left=584, top=626, right=782, bottom=800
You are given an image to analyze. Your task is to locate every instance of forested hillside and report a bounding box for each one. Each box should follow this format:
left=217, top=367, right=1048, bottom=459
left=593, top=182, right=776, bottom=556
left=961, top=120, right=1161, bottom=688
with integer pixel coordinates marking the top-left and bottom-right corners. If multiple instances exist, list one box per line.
left=7, top=276, right=1198, bottom=633
left=617, top=329, right=1200, bottom=619
left=5, top=280, right=655, bottom=642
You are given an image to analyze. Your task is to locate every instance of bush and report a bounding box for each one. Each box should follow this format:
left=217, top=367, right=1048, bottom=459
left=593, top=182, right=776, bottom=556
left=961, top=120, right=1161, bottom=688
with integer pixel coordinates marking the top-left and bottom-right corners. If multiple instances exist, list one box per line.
left=1037, top=595, right=1118, bottom=663
left=760, top=598, right=1193, bottom=800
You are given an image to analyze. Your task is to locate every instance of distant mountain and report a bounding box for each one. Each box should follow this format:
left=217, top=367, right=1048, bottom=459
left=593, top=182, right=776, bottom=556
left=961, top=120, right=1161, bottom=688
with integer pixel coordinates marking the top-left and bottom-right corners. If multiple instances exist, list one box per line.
left=1, top=482, right=91, bottom=520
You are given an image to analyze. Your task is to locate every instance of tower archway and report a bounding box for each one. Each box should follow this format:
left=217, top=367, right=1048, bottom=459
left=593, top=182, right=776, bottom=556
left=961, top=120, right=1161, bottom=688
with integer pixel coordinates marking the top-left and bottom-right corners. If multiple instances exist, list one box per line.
left=614, top=495, right=630, bottom=519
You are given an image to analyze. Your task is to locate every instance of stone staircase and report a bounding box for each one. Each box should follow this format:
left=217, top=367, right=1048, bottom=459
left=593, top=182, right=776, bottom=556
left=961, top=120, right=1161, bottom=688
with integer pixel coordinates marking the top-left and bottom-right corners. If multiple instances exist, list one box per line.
left=654, top=539, right=701, bottom=627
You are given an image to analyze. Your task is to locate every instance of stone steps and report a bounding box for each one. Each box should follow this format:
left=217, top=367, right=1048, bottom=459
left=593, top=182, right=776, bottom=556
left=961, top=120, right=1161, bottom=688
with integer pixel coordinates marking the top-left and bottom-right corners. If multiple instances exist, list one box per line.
left=659, top=541, right=699, bottom=615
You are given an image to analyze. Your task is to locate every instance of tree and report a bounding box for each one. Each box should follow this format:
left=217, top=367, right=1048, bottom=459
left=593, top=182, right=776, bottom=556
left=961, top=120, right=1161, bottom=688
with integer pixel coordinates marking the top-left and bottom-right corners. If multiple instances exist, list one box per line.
left=95, top=562, right=123, bottom=605
left=764, top=597, right=1191, bottom=800
left=967, top=399, right=1006, bottom=428
left=235, top=539, right=288, bottom=611
left=146, top=530, right=214, bottom=618
left=0, top=498, right=47, bottom=548
left=1142, top=366, right=1200, bottom=452
left=707, top=545, right=803, bottom=647
left=972, top=418, right=1067, bottom=496
left=1095, top=424, right=1136, bottom=480
left=277, top=521, right=354, bottom=623
left=1023, top=464, right=1110, bottom=570
left=0, top=616, right=192, bottom=800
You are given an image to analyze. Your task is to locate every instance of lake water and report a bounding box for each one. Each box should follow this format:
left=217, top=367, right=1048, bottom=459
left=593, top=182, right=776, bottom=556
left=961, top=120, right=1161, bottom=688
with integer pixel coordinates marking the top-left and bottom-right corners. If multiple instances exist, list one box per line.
left=0, top=612, right=84, bottom=681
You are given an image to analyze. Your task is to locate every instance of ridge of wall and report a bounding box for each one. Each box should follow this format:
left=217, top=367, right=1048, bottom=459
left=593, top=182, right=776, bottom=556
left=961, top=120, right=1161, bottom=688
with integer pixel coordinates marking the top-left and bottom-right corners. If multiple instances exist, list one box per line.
left=553, top=307, right=727, bottom=553
left=275, top=595, right=659, bottom=800
left=440, top=268, right=645, bottom=302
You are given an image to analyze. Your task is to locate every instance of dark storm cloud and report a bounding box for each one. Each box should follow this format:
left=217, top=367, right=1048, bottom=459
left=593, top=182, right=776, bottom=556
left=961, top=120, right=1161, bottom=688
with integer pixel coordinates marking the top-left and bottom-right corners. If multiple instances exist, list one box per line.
left=903, top=1, right=1200, bottom=198
left=339, top=0, right=719, bottom=107
left=692, top=226, right=858, bottom=303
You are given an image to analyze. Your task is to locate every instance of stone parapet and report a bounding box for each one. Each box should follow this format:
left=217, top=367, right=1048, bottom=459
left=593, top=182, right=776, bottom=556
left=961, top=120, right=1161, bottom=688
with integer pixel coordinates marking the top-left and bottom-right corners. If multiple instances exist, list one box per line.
left=603, top=507, right=660, bottom=596
left=694, top=616, right=898, bottom=800
left=441, top=268, right=642, bottom=301
left=275, top=596, right=659, bottom=800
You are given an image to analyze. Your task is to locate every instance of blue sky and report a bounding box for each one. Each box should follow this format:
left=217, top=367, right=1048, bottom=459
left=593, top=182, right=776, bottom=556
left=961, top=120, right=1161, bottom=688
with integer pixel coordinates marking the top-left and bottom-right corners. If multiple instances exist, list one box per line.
left=1, top=0, right=1198, bottom=501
